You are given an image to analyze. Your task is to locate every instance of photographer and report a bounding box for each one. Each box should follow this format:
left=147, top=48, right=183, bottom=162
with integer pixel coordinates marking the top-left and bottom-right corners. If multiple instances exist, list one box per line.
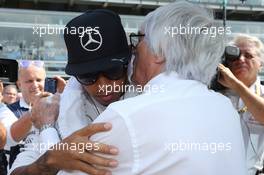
left=218, top=34, right=264, bottom=175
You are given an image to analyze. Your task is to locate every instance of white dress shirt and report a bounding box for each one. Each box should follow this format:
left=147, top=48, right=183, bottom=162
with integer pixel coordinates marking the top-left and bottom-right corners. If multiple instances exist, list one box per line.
left=0, top=103, right=18, bottom=149
left=88, top=72, right=247, bottom=175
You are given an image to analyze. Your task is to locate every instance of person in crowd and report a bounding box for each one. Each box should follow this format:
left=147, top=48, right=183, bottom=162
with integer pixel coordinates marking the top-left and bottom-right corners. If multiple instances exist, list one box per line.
left=6, top=60, right=47, bottom=168
left=218, top=34, right=264, bottom=175
left=0, top=60, right=66, bottom=172
left=2, top=85, right=18, bottom=105
left=10, top=9, right=135, bottom=175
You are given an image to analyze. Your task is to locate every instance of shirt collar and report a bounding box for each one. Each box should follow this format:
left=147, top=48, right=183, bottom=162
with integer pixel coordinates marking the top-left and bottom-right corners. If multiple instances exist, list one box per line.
left=19, top=97, right=31, bottom=109
left=145, top=72, right=180, bottom=87
left=142, top=71, right=209, bottom=96
left=249, top=77, right=261, bottom=91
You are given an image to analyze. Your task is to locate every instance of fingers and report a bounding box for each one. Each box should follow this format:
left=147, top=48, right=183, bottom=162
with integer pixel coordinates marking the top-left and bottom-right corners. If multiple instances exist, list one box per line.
left=217, top=63, right=226, bottom=72
left=90, top=142, right=119, bottom=155
left=72, top=161, right=111, bottom=175
left=32, top=92, right=52, bottom=106
left=53, top=76, right=66, bottom=83
left=37, top=92, right=52, bottom=98
left=76, top=123, right=112, bottom=137
left=79, top=151, right=118, bottom=168
left=53, top=76, right=67, bottom=93
left=48, top=93, right=60, bottom=104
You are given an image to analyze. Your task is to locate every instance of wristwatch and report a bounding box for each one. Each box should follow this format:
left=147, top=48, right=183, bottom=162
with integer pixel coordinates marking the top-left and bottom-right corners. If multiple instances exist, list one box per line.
left=39, top=123, right=56, bottom=133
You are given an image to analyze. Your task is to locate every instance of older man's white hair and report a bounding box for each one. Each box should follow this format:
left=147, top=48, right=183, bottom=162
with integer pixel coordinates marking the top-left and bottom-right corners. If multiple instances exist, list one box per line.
left=141, top=0, right=225, bottom=85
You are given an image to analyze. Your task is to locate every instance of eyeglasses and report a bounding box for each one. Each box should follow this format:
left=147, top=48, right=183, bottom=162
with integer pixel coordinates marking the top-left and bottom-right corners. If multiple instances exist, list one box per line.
left=129, top=33, right=145, bottom=48
left=19, top=60, right=44, bottom=68
left=75, top=65, right=127, bottom=86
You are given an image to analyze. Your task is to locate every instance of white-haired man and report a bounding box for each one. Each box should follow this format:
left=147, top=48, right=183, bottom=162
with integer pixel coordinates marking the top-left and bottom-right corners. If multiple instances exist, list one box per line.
left=218, top=34, right=264, bottom=175
left=88, top=2, right=246, bottom=174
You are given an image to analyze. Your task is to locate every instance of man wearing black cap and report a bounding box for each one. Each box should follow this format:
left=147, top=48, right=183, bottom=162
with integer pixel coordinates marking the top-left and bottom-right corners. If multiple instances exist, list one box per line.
left=10, top=9, right=135, bottom=175
left=64, top=9, right=132, bottom=106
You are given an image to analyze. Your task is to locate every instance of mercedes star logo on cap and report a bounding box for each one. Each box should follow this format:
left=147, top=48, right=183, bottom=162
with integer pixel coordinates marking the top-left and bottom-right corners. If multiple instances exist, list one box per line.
left=80, top=27, right=102, bottom=52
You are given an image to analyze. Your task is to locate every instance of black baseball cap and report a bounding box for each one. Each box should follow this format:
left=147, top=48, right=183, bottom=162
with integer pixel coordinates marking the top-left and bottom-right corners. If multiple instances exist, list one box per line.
left=64, top=9, right=131, bottom=75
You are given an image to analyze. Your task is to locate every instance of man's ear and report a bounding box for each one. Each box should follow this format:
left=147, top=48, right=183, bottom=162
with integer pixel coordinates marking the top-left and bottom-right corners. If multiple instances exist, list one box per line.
left=16, top=80, right=21, bottom=90
left=258, top=61, right=264, bottom=72
left=154, top=55, right=165, bottom=64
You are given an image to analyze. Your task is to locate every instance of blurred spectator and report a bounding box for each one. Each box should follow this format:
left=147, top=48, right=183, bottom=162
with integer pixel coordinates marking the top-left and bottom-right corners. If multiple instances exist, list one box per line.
left=1, top=60, right=66, bottom=170
left=2, top=85, right=18, bottom=105
left=6, top=60, right=46, bottom=169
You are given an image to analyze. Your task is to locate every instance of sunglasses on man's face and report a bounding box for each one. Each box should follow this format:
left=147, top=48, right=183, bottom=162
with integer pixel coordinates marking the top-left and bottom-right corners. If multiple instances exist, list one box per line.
left=129, top=33, right=145, bottom=49
left=75, top=65, right=127, bottom=86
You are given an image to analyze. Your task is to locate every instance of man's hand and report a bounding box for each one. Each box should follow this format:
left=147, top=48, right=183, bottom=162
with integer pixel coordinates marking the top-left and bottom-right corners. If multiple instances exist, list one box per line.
left=33, top=123, right=118, bottom=175
left=53, top=76, right=67, bottom=94
left=217, top=64, right=242, bottom=91
left=0, top=122, right=6, bottom=149
left=31, top=93, right=60, bottom=129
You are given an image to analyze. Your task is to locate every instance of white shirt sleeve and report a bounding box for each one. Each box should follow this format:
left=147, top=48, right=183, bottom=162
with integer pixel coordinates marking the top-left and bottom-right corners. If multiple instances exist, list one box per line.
left=0, top=105, right=19, bottom=149
left=39, top=128, right=60, bottom=154
left=8, top=148, right=41, bottom=175
left=8, top=127, right=40, bottom=175
left=91, top=108, right=134, bottom=174
left=8, top=127, right=61, bottom=174
left=56, top=108, right=134, bottom=175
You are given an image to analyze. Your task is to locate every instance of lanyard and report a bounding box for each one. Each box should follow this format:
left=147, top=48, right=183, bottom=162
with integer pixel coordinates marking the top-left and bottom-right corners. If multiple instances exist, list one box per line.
left=238, top=83, right=261, bottom=114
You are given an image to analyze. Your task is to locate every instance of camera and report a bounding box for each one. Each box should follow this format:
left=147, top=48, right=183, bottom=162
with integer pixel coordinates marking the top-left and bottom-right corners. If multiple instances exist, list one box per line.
left=224, top=45, right=241, bottom=64
left=0, top=58, right=18, bottom=84
left=44, top=78, right=57, bottom=94
left=210, top=45, right=240, bottom=91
